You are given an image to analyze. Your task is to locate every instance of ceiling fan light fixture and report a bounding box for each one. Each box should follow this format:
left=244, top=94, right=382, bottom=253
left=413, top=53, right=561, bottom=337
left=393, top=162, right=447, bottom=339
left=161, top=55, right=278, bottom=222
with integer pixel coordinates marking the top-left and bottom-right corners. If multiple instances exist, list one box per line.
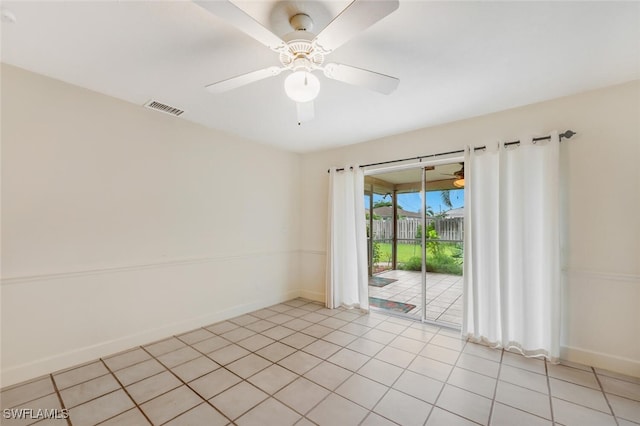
left=284, top=71, right=320, bottom=103
left=453, top=178, right=465, bottom=188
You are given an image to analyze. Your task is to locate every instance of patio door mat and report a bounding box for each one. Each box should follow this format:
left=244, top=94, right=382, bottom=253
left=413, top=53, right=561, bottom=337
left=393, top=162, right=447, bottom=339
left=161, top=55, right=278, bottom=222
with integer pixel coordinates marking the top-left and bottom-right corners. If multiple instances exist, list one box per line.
left=369, top=297, right=416, bottom=313
left=368, top=276, right=397, bottom=287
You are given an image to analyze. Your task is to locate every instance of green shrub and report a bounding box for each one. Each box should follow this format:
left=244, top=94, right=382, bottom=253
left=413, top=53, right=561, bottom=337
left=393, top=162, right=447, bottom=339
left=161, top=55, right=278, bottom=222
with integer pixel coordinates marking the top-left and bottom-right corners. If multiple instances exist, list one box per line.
left=429, top=260, right=462, bottom=275
left=372, top=241, right=382, bottom=264
left=451, top=243, right=463, bottom=265
left=398, top=253, right=463, bottom=275
left=399, top=256, right=422, bottom=271
left=429, top=253, right=462, bottom=275
left=426, top=230, right=441, bottom=256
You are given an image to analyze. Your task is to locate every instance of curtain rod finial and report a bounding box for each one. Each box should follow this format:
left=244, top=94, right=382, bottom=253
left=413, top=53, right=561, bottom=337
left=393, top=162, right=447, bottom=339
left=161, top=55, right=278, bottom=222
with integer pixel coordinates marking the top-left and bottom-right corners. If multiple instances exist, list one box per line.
left=561, top=130, right=576, bottom=140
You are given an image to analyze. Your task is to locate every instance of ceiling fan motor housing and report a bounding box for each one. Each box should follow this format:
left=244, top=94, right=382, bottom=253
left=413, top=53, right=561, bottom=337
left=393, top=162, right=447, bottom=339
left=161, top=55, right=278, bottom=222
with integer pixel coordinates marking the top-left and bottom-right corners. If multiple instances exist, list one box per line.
left=280, top=31, right=324, bottom=71
left=289, top=13, right=314, bottom=32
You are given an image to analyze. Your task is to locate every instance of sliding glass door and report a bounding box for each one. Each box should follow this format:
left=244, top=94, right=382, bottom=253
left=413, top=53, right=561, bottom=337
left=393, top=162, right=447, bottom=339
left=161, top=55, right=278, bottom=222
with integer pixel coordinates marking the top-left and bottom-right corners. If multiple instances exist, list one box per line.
left=364, top=161, right=464, bottom=328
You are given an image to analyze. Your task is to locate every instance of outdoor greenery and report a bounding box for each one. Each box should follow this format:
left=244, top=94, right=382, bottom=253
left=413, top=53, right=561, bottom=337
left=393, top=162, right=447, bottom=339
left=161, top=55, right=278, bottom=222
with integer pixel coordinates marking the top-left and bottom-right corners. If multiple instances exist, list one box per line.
left=372, top=200, right=404, bottom=209
left=372, top=240, right=382, bottom=265
left=367, top=188, right=462, bottom=275
left=368, top=201, right=463, bottom=275
left=440, top=189, right=453, bottom=210
left=374, top=241, right=463, bottom=275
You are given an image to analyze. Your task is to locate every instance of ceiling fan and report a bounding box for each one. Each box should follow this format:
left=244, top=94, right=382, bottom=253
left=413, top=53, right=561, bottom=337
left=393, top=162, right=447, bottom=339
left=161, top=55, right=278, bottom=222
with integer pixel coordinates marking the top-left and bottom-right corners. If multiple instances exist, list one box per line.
left=446, top=163, right=465, bottom=188
left=194, top=0, right=400, bottom=124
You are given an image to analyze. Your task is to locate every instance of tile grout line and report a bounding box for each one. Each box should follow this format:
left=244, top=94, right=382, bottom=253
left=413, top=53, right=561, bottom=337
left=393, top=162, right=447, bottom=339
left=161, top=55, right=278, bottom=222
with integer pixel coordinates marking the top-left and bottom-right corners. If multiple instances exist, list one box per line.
left=50, top=369, right=114, bottom=395
left=256, top=307, right=433, bottom=424
left=486, top=349, right=505, bottom=426
left=66, top=329, right=220, bottom=399
left=464, top=348, right=553, bottom=425
left=321, top=312, right=504, bottom=425
left=276, top=309, right=394, bottom=424
left=0, top=380, right=61, bottom=416
left=352, top=320, right=428, bottom=426
left=56, top=307, right=438, bottom=426
left=592, top=366, right=619, bottom=426
left=300, top=312, right=409, bottom=423
left=49, top=384, right=125, bottom=421
left=168, top=307, right=349, bottom=424
left=11, top=302, right=441, bottom=424
left=430, top=281, right=462, bottom=324
left=102, top=349, right=181, bottom=388
left=180, top=321, right=305, bottom=422
left=106, top=356, right=157, bottom=377
left=3, top=302, right=355, bottom=425
left=339, top=313, right=417, bottom=423
left=422, top=336, right=473, bottom=426
left=48, top=373, right=72, bottom=426
left=97, top=356, right=155, bottom=425
left=500, top=356, right=622, bottom=422
left=9, top=298, right=632, bottom=426
left=138, top=345, right=235, bottom=425
left=544, top=357, right=556, bottom=426
left=545, top=366, right=629, bottom=416
left=240, top=302, right=369, bottom=424
left=423, top=281, right=456, bottom=320
left=182, top=319, right=333, bottom=424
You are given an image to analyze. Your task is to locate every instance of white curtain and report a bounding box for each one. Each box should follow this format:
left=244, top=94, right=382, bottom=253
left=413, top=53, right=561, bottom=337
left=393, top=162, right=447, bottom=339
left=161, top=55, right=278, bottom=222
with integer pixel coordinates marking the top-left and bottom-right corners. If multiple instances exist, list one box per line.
left=463, top=131, right=561, bottom=360
left=326, top=166, right=369, bottom=310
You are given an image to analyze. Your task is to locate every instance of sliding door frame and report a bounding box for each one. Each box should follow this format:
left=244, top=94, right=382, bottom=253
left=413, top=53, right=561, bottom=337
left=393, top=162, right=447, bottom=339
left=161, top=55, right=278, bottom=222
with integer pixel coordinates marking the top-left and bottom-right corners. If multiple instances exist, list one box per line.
left=420, top=166, right=427, bottom=322
left=364, top=155, right=463, bottom=325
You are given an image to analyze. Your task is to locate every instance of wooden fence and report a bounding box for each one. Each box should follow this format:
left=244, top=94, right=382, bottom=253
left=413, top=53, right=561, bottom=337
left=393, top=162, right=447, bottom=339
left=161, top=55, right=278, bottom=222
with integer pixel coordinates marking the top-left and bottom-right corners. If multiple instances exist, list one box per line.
left=369, top=217, right=464, bottom=242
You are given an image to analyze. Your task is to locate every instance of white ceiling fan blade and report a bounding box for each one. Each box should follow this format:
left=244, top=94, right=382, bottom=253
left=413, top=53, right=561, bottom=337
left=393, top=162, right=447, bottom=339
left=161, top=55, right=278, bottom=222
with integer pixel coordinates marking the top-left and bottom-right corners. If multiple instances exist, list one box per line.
left=194, top=1, right=286, bottom=52
left=323, top=63, right=399, bottom=94
left=206, top=66, right=282, bottom=93
left=313, top=0, right=399, bottom=53
left=296, top=101, right=315, bottom=125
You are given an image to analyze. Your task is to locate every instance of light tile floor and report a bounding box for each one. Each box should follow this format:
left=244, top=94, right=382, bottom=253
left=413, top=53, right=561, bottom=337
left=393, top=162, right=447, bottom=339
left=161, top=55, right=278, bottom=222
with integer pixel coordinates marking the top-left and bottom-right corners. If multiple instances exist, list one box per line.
left=2, top=299, right=639, bottom=426
left=369, top=270, right=463, bottom=326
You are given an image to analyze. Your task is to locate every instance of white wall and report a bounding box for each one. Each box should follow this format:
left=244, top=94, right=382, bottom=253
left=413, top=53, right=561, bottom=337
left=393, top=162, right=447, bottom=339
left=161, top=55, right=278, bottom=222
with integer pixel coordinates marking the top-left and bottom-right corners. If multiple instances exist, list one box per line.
left=299, top=81, right=640, bottom=377
left=2, top=63, right=639, bottom=385
left=0, top=64, right=302, bottom=386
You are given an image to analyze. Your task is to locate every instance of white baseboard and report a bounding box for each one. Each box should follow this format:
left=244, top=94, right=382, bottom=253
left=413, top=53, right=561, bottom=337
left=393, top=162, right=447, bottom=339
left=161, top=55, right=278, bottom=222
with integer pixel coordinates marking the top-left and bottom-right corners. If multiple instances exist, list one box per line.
left=4, top=285, right=638, bottom=386
left=298, top=289, right=325, bottom=303
left=0, top=290, right=301, bottom=388
left=561, top=345, right=640, bottom=378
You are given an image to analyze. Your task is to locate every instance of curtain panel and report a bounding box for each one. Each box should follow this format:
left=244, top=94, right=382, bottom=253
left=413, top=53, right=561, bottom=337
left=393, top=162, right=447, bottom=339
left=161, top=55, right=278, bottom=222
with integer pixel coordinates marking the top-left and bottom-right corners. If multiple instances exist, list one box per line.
left=326, top=166, right=369, bottom=310
left=463, top=131, right=561, bottom=360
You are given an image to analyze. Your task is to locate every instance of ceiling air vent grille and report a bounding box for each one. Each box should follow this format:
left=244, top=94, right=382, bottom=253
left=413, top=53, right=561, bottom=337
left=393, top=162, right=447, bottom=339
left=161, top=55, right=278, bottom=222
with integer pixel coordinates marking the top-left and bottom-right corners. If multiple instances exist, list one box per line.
left=143, top=100, right=185, bottom=117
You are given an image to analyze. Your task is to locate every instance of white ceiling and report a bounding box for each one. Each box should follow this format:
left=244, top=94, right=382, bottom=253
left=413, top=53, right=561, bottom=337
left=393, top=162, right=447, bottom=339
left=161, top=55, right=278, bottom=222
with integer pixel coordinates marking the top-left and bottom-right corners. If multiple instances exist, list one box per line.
left=1, top=1, right=638, bottom=153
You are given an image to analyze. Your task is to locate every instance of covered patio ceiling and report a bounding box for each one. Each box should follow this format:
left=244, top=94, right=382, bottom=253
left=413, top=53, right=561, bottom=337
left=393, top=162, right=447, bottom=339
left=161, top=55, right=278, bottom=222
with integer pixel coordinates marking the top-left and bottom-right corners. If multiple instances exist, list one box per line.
left=365, top=163, right=463, bottom=194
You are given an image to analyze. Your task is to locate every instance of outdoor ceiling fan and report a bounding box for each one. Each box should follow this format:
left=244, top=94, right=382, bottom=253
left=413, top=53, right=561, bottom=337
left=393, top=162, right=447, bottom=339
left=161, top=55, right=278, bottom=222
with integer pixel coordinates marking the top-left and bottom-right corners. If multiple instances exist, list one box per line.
left=195, top=0, right=400, bottom=124
left=448, top=163, right=465, bottom=188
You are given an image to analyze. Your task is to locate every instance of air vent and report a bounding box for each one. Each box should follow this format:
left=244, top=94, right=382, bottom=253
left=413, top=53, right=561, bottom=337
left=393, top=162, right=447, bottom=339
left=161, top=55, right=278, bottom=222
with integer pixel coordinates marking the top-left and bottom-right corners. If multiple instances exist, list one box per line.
left=143, top=100, right=185, bottom=117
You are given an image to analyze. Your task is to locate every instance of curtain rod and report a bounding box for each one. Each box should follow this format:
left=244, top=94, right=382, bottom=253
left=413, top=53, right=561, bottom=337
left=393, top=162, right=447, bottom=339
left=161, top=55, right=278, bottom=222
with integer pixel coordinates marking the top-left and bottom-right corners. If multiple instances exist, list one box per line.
left=328, top=130, right=576, bottom=173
